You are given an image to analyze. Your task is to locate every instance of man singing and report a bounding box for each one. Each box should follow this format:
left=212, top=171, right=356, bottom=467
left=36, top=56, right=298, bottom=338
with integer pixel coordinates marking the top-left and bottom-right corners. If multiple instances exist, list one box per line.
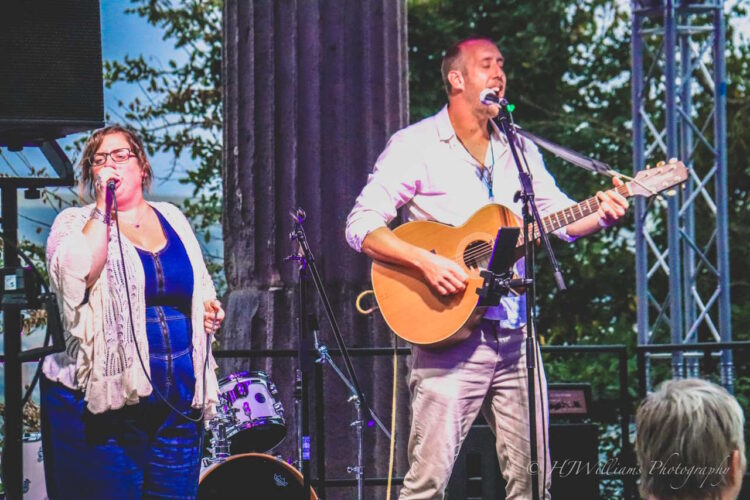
left=345, top=36, right=629, bottom=499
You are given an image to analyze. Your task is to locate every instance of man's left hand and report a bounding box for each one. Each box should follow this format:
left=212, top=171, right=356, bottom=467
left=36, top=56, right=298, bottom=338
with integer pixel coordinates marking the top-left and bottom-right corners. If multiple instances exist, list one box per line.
left=596, top=177, right=629, bottom=229
left=204, top=299, right=225, bottom=336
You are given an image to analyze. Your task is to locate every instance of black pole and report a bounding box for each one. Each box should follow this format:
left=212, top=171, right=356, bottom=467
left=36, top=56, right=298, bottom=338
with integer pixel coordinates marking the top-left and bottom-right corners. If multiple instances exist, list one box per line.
left=637, top=349, right=647, bottom=399
left=298, top=266, right=313, bottom=497
left=288, top=210, right=372, bottom=430
left=314, top=360, right=326, bottom=499
left=493, top=103, right=565, bottom=500
left=522, top=195, right=541, bottom=500
left=1, top=186, right=23, bottom=500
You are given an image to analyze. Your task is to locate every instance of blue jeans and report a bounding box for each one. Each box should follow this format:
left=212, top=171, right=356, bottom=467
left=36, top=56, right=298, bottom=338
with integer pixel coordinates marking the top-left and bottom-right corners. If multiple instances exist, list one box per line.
left=40, top=348, right=203, bottom=499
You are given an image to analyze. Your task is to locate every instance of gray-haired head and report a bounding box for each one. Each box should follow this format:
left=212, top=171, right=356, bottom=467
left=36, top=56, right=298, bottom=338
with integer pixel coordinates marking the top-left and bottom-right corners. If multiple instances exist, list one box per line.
left=636, top=378, right=745, bottom=499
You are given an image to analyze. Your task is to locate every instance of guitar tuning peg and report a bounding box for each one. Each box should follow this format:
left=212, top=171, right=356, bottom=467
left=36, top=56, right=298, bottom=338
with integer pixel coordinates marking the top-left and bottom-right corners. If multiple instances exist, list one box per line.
left=646, top=164, right=652, bottom=170
left=668, top=157, right=678, bottom=164
left=665, top=189, right=677, bottom=197
left=656, top=160, right=666, bottom=167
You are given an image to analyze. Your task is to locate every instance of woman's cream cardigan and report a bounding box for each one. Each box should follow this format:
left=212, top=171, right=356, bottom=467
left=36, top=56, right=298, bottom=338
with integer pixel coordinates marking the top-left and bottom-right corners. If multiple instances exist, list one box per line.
left=43, top=201, right=219, bottom=418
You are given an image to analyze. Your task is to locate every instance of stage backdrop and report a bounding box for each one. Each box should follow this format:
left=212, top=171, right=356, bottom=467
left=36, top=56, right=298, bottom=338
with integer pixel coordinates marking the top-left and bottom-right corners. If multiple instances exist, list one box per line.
left=222, top=1, right=408, bottom=498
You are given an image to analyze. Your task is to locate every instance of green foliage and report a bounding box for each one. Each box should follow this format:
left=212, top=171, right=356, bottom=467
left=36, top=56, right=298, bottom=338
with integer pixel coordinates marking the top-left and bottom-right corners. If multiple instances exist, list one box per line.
left=104, top=0, right=224, bottom=289
left=408, top=0, right=750, bottom=408
left=726, top=3, right=750, bottom=339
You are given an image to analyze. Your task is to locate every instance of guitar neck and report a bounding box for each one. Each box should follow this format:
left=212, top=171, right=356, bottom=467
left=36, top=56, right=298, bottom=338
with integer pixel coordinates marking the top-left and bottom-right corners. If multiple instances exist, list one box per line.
left=518, top=183, right=631, bottom=246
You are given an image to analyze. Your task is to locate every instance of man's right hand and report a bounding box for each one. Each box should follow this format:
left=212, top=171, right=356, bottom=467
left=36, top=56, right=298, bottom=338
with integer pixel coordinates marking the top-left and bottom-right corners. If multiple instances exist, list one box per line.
left=416, top=249, right=468, bottom=296
left=360, top=227, right=468, bottom=296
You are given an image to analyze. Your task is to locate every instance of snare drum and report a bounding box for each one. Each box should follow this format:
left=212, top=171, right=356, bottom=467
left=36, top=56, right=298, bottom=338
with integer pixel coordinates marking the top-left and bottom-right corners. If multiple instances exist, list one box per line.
left=198, top=453, right=317, bottom=499
left=216, top=371, right=286, bottom=453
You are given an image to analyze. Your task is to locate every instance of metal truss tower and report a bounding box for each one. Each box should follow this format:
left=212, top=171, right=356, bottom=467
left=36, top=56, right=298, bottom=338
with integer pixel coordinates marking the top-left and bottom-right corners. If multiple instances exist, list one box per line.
left=631, top=0, right=732, bottom=391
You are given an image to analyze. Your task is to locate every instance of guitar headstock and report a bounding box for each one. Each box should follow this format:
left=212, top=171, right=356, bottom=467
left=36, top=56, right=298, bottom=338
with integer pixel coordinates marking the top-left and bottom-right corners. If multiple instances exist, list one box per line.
left=629, top=158, right=688, bottom=198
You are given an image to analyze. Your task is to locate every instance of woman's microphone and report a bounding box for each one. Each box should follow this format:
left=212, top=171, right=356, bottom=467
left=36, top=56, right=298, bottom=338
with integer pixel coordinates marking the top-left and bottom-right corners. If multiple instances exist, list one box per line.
left=106, top=179, right=117, bottom=216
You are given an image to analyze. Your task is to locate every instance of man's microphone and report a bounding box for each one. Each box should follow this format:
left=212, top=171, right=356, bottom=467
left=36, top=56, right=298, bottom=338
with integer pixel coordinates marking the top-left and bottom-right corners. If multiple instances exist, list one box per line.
left=106, top=179, right=117, bottom=192
left=480, top=88, right=508, bottom=108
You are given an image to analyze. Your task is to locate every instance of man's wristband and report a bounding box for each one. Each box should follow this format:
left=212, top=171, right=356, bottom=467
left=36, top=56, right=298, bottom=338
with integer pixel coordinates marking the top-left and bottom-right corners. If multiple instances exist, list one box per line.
left=90, top=207, right=110, bottom=225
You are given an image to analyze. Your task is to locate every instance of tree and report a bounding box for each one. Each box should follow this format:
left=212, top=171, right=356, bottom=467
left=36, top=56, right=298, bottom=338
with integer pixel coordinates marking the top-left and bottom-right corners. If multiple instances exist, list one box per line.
left=103, top=0, right=224, bottom=287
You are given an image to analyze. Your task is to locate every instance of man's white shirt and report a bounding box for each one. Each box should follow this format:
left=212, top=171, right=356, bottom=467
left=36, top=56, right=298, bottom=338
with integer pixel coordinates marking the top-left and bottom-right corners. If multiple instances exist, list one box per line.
left=346, top=105, right=577, bottom=329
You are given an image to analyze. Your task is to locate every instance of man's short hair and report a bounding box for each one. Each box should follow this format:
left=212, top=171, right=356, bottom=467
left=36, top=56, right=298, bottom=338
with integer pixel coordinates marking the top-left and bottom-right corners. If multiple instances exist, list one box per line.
left=440, top=36, right=496, bottom=97
left=636, top=378, right=745, bottom=499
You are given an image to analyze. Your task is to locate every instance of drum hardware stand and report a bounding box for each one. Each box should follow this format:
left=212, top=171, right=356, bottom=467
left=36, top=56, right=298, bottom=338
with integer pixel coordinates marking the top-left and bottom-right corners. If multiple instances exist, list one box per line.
left=313, top=340, right=393, bottom=500
left=347, top=395, right=364, bottom=499
left=202, top=410, right=235, bottom=469
left=286, top=208, right=377, bottom=500
left=314, top=341, right=391, bottom=438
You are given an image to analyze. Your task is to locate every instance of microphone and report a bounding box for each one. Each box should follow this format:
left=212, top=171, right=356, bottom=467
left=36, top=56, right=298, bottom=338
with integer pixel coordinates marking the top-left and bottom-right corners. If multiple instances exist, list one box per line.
left=480, top=88, right=507, bottom=107
left=105, top=179, right=117, bottom=216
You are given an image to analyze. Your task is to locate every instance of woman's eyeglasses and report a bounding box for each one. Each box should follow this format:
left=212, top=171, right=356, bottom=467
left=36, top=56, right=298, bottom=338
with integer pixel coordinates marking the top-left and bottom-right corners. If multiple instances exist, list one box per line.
left=91, top=148, right=135, bottom=167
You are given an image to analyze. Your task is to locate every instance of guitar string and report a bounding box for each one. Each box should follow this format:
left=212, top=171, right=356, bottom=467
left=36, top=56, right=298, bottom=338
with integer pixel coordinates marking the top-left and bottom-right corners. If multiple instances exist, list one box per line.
left=459, top=180, right=672, bottom=265
left=459, top=187, right=628, bottom=262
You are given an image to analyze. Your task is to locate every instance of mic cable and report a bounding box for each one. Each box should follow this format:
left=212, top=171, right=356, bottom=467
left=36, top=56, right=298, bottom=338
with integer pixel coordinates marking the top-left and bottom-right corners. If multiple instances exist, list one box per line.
left=109, top=187, right=213, bottom=425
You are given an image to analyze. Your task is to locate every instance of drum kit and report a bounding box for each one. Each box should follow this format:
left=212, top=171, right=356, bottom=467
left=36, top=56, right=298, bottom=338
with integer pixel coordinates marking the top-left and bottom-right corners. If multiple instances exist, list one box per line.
left=201, top=209, right=393, bottom=499
left=199, top=370, right=317, bottom=499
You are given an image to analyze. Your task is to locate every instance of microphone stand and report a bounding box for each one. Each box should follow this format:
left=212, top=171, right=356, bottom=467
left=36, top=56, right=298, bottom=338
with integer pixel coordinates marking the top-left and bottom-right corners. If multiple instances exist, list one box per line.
left=286, top=208, right=377, bottom=500
left=492, top=101, right=565, bottom=500
left=286, top=218, right=315, bottom=499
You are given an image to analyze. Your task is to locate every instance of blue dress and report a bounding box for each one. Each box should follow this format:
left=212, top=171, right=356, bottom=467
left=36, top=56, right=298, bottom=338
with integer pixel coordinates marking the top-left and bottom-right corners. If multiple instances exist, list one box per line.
left=40, top=208, right=204, bottom=499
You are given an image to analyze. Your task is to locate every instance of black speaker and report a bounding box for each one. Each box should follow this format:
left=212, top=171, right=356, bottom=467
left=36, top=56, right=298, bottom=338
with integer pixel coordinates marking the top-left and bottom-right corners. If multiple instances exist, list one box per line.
left=447, top=423, right=599, bottom=499
left=0, top=0, right=104, bottom=144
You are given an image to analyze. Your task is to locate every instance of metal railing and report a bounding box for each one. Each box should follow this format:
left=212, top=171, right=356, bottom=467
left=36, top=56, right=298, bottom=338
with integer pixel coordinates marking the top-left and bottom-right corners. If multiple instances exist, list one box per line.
left=212, top=343, right=635, bottom=497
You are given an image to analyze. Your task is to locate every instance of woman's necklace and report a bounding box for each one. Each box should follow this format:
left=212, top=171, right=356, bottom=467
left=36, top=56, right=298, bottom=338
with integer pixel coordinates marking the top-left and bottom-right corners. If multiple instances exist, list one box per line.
left=120, top=205, right=149, bottom=229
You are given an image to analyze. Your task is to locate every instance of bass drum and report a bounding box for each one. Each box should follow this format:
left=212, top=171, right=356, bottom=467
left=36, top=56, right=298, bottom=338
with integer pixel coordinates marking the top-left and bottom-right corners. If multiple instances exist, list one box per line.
left=198, top=453, right=317, bottom=500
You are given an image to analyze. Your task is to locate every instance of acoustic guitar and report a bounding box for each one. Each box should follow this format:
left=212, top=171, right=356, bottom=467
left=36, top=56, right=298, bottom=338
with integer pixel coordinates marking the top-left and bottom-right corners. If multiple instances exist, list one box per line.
left=370, top=159, right=688, bottom=347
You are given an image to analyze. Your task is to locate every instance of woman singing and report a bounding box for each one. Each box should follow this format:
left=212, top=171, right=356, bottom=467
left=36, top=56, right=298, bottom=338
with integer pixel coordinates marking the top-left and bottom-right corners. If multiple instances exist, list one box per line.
left=42, top=124, right=225, bottom=499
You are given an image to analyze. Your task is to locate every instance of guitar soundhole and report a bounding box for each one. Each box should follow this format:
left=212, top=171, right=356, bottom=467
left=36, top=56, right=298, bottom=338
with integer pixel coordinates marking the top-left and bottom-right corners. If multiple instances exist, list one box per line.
left=463, top=240, right=492, bottom=269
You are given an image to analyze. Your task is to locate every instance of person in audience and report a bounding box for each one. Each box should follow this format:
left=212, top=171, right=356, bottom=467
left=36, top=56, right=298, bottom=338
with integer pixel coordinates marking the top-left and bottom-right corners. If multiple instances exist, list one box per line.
left=636, top=378, right=746, bottom=500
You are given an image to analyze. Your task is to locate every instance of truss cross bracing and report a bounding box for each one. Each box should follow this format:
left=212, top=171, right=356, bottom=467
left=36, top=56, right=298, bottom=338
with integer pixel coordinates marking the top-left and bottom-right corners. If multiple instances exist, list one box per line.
left=631, top=0, right=732, bottom=391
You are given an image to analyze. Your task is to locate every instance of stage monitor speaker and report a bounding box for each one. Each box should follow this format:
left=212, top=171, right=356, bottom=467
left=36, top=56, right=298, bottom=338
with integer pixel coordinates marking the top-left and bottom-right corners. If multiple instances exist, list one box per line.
left=447, top=423, right=599, bottom=499
left=0, top=0, right=104, bottom=144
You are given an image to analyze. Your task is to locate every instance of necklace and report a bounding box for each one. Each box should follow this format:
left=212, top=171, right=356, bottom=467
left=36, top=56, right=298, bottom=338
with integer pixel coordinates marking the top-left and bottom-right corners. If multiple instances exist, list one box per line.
left=120, top=205, right=149, bottom=229
left=479, top=138, right=495, bottom=200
